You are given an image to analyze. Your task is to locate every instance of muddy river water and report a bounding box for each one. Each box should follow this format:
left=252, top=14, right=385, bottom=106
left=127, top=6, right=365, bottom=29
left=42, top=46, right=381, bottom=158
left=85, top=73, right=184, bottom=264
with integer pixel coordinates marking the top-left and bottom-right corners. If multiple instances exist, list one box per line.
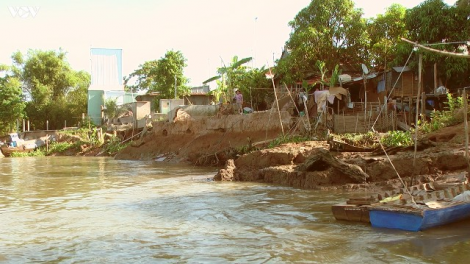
left=0, top=156, right=469, bottom=263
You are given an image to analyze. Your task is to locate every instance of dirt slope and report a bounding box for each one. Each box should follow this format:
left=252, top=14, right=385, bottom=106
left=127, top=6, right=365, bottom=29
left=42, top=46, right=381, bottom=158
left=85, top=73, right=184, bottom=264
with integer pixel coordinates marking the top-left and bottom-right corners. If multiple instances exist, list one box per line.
left=116, top=108, right=470, bottom=190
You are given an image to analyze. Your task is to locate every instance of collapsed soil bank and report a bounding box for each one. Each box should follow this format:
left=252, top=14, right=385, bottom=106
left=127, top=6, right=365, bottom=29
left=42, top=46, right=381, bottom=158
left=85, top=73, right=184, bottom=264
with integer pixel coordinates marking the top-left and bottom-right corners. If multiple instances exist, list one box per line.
left=115, top=110, right=292, bottom=165
left=116, top=109, right=470, bottom=190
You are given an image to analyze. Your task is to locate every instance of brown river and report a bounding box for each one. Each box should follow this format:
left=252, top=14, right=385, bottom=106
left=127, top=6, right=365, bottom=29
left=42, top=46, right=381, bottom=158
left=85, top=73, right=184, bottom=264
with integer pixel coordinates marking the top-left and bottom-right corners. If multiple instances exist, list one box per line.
left=1, top=156, right=469, bottom=263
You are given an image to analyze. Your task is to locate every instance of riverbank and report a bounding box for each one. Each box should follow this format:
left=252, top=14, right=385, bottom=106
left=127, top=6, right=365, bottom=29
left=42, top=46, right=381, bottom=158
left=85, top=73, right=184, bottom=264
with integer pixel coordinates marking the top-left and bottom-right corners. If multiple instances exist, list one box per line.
left=114, top=109, right=470, bottom=191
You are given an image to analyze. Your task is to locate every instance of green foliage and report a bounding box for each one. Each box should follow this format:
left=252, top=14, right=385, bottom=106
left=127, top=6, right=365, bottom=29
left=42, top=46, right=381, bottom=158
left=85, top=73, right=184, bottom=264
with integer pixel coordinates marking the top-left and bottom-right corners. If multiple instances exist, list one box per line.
left=104, top=98, right=118, bottom=119
left=366, top=4, right=407, bottom=68
left=419, top=93, right=464, bottom=133
left=204, top=56, right=253, bottom=103
left=331, top=132, right=378, bottom=148
left=278, top=0, right=367, bottom=82
left=58, top=128, right=102, bottom=146
left=10, top=149, right=45, bottom=157
left=124, top=50, right=188, bottom=102
left=380, top=130, right=413, bottom=147
left=103, top=136, right=130, bottom=155
left=0, top=68, right=26, bottom=134
left=446, top=92, right=463, bottom=111
left=267, top=134, right=311, bottom=148
left=403, top=0, right=470, bottom=88
left=46, top=141, right=78, bottom=155
left=7, top=49, right=90, bottom=130
left=329, top=64, right=341, bottom=87
left=232, top=67, right=273, bottom=110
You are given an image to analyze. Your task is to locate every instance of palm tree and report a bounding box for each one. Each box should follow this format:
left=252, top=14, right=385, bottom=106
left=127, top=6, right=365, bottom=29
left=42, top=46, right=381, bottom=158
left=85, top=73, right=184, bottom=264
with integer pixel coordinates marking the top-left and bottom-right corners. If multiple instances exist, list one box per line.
left=203, top=56, right=252, bottom=103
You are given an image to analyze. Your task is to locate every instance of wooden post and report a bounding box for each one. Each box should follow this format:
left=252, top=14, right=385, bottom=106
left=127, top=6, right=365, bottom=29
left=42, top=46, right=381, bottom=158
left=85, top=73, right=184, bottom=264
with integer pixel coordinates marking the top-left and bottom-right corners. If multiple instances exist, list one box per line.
left=464, top=89, right=469, bottom=160
left=421, top=92, right=426, bottom=118
left=434, top=63, right=438, bottom=94
left=269, top=70, right=284, bottom=136
left=355, top=114, right=358, bottom=133
left=408, top=97, right=412, bottom=127
left=413, top=54, right=423, bottom=170
left=364, top=78, right=367, bottom=130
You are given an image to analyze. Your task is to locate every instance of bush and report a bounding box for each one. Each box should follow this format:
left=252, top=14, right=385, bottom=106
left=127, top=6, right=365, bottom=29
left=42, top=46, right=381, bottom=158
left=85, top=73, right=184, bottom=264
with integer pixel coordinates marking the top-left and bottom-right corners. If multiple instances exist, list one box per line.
left=380, top=130, right=413, bottom=147
left=10, top=149, right=45, bottom=157
left=46, top=141, right=79, bottom=155
left=419, top=94, right=464, bottom=134
left=268, top=134, right=311, bottom=148
left=104, top=136, right=130, bottom=155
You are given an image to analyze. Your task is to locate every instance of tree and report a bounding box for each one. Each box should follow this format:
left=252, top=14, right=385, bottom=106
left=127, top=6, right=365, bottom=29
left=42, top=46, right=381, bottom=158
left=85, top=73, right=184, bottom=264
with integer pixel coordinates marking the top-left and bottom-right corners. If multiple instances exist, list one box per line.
left=203, top=56, right=252, bottom=103
left=124, top=50, right=188, bottom=110
left=231, top=67, right=273, bottom=111
left=10, top=49, right=90, bottom=130
left=278, top=0, right=368, bottom=83
left=367, top=4, right=408, bottom=70
left=125, top=50, right=188, bottom=94
left=456, top=0, right=470, bottom=8
left=66, top=70, right=91, bottom=125
left=403, top=0, right=470, bottom=89
left=0, top=65, right=26, bottom=134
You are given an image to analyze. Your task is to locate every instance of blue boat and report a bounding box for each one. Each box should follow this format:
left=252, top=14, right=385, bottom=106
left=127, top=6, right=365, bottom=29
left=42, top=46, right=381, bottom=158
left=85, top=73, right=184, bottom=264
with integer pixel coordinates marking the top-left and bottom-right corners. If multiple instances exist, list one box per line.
left=369, top=199, right=470, bottom=231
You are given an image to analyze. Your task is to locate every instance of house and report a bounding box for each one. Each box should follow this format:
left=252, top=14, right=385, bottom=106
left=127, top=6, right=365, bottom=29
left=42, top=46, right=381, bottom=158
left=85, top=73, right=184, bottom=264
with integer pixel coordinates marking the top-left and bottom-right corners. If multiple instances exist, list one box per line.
left=184, top=85, right=213, bottom=105
left=87, top=48, right=136, bottom=126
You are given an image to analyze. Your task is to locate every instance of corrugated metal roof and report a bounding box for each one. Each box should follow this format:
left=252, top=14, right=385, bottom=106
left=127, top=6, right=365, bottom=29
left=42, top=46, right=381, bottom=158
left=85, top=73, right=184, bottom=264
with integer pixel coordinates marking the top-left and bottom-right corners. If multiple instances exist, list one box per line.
left=392, top=66, right=411, bottom=72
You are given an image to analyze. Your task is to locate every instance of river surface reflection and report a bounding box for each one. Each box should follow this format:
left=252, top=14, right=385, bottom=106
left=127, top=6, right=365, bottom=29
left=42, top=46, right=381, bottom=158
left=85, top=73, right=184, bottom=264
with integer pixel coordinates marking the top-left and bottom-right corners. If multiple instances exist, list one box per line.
left=1, top=156, right=469, bottom=263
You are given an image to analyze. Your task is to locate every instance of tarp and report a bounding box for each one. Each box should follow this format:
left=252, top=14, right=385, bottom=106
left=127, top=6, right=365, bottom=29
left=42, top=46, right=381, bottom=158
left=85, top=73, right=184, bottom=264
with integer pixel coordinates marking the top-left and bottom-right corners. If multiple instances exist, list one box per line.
left=329, top=87, right=348, bottom=99
left=313, top=90, right=335, bottom=112
left=313, top=87, right=349, bottom=113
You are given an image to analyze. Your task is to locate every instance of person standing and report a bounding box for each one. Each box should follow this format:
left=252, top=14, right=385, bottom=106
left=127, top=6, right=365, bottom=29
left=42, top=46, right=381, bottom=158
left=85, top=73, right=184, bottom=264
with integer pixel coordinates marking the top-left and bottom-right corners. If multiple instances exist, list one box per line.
left=234, top=90, right=243, bottom=114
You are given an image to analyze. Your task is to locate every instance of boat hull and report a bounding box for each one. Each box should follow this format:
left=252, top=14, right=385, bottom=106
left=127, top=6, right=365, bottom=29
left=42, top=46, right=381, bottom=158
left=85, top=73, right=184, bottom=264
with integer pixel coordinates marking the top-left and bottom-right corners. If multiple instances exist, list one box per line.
left=370, top=202, right=470, bottom=231
left=1, top=145, right=36, bottom=157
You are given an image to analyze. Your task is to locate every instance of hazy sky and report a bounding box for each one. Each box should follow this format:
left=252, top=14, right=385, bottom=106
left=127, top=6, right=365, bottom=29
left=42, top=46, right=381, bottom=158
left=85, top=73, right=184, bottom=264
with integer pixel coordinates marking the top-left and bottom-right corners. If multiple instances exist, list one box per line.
left=0, top=0, right=458, bottom=87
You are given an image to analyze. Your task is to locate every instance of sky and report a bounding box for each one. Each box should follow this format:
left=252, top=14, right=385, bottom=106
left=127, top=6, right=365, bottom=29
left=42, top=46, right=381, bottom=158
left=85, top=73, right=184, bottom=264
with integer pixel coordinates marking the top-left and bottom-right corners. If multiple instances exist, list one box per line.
left=0, top=0, right=458, bottom=87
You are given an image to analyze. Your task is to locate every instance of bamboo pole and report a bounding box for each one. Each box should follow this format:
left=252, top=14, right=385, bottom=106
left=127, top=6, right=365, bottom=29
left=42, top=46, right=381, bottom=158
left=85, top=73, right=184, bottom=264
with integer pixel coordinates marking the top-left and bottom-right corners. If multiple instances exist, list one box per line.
left=413, top=54, right=423, bottom=176
left=363, top=78, right=367, bottom=130
left=284, top=84, right=309, bottom=131
left=401, top=38, right=470, bottom=58
left=355, top=114, right=358, bottom=133
left=269, top=69, right=284, bottom=136
left=464, top=89, right=469, bottom=161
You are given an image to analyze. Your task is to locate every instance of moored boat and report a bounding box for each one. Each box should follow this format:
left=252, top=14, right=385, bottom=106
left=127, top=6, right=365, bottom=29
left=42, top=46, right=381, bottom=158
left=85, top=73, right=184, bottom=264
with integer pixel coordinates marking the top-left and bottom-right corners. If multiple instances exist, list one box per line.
left=0, top=132, right=49, bottom=157
left=369, top=180, right=470, bottom=231
left=332, top=173, right=470, bottom=232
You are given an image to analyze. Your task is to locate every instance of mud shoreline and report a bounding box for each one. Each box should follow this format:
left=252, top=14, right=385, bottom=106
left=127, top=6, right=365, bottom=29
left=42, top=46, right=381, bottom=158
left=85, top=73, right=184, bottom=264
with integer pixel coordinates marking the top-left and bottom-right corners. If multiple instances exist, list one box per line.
left=114, top=111, right=470, bottom=192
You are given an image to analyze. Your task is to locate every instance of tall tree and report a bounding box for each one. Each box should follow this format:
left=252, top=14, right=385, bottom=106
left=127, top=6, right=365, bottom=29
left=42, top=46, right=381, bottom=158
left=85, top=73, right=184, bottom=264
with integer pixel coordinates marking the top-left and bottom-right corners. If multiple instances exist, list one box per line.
left=0, top=65, right=26, bottom=134
left=456, top=0, right=470, bottom=8
left=367, top=4, right=408, bottom=70
left=11, top=49, right=90, bottom=130
left=278, top=0, right=368, bottom=83
left=404, top=0, right=470, bottom=88
left=66, top=70, right=91, bottom=125
left=124, top=50, right=188, bottom=98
